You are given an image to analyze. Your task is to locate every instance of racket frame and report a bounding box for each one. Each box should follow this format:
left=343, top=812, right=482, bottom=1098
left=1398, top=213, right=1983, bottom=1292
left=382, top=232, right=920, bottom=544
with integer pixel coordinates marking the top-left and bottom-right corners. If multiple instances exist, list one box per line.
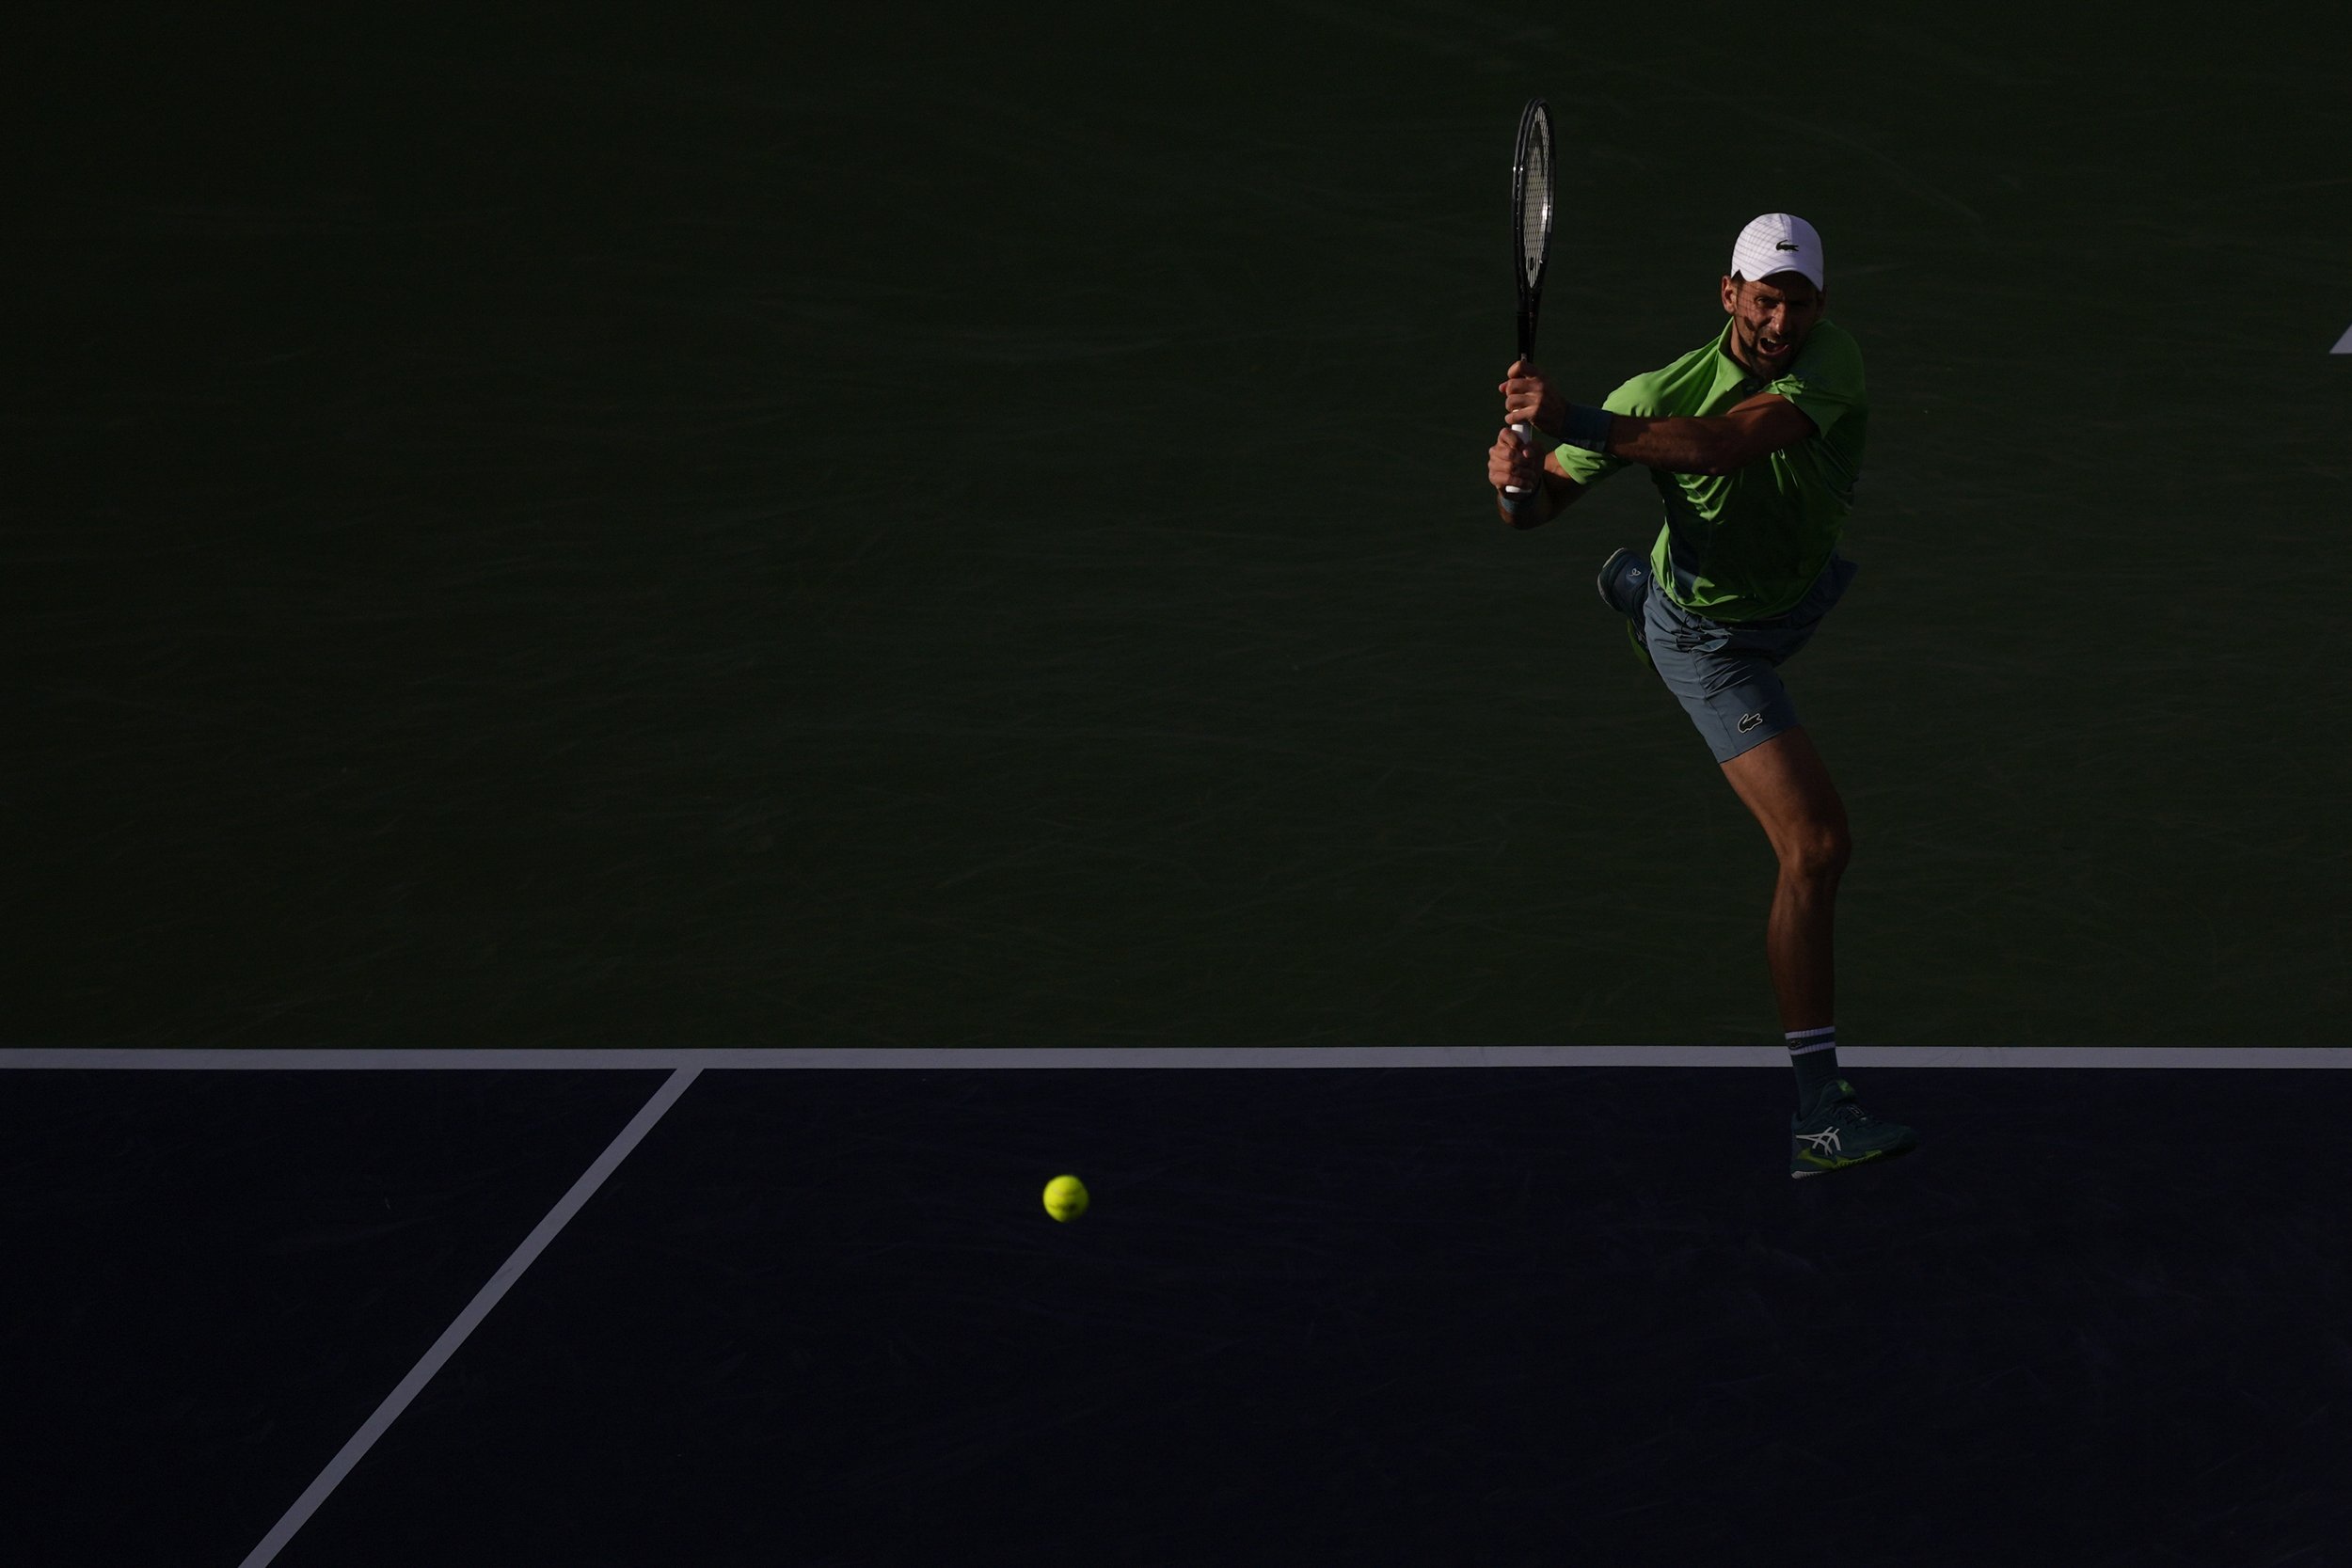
left=1512, top=96, right=1553, bottom=367
left=1504, top=97, right=1556, bottom=498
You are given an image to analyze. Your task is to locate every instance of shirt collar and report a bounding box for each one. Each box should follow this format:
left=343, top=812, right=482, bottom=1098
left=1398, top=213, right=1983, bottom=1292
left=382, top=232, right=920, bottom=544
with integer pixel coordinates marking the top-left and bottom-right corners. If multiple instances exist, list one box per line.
left=1711, top=317, right=1771, bottom=399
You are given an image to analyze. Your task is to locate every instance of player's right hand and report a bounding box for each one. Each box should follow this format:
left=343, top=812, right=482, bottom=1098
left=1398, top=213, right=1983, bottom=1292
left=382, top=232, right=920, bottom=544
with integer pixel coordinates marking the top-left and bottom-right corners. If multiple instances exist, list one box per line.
left=1488, top=427, right=1545, bottom=496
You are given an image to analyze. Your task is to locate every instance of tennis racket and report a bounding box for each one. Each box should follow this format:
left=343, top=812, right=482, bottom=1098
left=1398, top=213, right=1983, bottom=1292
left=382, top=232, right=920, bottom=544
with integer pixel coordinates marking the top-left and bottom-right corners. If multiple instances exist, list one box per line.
left=1502, top=97, right=1555, bottom=497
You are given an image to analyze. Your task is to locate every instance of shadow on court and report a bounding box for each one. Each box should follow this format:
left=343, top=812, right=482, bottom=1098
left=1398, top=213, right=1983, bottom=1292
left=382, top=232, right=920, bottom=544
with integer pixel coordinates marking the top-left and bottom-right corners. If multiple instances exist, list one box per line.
left=6, top=1067, right=2346, bottom=1564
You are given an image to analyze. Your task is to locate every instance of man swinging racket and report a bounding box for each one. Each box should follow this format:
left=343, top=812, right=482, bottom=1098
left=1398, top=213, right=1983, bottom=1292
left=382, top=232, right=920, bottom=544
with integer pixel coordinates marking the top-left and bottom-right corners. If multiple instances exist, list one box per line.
left=1486, top=213, right=1919, bottom=1179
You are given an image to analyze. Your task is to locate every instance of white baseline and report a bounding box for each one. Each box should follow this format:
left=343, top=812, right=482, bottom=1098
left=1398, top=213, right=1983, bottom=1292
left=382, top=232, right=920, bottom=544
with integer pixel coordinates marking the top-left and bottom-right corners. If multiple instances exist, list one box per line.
left=6, top=1047, right=2351, bottom=1070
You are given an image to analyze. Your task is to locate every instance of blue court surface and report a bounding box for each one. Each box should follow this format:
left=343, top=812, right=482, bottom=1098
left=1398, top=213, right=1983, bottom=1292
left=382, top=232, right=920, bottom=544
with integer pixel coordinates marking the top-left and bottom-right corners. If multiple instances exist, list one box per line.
left=7, top=1053, right=2348, bottom=1566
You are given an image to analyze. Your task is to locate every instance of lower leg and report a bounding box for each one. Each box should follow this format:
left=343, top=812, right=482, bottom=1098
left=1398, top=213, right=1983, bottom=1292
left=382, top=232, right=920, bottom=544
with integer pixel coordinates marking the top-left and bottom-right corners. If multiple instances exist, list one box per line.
left=1719, top=728, right=1851, bottom=1104
left=1721, top=735, right=1919, bottom=1173
left=1767, top=861, right=1840, bottom=1034
left=1771, top=860, right=1844, bottom=1107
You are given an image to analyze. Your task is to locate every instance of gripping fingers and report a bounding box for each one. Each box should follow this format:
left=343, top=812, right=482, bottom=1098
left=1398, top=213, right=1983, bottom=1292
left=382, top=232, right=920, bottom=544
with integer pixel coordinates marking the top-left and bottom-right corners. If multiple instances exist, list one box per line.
left=1494, top=428, right=1543, bottom=497
left=1500, top=361, right=1551, bottom=430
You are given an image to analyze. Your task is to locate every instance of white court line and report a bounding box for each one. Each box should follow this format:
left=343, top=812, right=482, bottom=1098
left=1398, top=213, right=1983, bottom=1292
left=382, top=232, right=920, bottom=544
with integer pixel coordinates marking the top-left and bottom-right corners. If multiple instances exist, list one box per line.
left=237, top=1066, right=701, bottom=1568
left=6, top=1046, right=2352, bottom=1070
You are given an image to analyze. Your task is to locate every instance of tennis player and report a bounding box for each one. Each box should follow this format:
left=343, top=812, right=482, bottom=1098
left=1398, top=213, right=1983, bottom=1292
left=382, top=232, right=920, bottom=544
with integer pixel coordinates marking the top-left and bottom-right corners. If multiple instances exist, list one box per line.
left=1485, top=213, right=1919, bottom=1179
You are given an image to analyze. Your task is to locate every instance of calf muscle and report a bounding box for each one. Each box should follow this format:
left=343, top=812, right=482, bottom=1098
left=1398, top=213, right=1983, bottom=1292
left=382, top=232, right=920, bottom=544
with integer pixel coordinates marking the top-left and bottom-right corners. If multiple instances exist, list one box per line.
left=1720, top=728, right=1850, bottom=1034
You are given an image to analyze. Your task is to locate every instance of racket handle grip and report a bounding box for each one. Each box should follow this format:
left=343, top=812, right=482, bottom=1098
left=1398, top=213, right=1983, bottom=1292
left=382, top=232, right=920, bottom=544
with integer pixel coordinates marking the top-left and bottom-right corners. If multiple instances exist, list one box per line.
left=1502, top=420, right=1556, bottom=495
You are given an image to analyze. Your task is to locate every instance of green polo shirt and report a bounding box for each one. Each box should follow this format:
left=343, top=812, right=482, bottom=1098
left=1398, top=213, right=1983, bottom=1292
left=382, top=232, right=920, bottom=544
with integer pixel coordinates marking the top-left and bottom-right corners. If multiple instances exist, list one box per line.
left=1555, top=317, right=1867, bottom=621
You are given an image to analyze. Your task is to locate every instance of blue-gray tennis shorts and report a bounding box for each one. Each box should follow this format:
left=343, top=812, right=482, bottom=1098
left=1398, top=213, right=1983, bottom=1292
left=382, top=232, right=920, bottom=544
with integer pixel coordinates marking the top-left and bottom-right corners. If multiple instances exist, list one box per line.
left=1642, top=555, right=1858, bottom=765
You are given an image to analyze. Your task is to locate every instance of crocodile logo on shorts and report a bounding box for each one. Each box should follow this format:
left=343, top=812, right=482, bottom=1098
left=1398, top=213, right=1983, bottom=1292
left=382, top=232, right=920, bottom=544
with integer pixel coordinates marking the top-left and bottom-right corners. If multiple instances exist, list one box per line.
left=1738, top=712, right=1765, bottom=733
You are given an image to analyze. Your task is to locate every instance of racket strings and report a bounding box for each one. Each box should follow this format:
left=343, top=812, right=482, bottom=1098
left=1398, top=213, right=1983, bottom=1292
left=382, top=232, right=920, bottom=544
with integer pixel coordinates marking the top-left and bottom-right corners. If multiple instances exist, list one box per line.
left=1518, top=137, right=1551, bottom=281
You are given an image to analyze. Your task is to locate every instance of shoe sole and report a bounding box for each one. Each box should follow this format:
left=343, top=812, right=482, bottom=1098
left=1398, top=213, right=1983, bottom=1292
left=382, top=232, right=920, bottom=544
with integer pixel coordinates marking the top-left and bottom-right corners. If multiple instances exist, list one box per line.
left=1791, top=1143, right=1920, bottom=1179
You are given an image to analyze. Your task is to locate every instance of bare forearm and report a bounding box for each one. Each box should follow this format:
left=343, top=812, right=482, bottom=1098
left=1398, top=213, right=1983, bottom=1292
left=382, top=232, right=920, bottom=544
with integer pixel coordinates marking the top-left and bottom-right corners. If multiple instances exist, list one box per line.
left=1602, top=414, right=1727, bottom=475
left=1597, top=394, right=1817, bottom=476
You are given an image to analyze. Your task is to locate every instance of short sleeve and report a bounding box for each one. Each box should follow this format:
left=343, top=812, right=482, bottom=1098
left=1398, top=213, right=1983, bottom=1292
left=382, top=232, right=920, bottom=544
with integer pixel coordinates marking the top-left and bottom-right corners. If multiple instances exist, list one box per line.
left=1767, top=323, right=1865, bottom=437
left=1549, top=376, right=1648, bottom=487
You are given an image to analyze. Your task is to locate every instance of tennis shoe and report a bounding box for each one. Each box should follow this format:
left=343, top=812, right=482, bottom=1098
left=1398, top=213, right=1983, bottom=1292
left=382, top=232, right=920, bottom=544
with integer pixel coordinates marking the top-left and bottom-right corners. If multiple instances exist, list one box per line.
left=1789, top=1079, right=1919, bottom=1179
left=1596, top=546, right=1650, bottom=617
left=1596, top=546, right=1652, bottom=666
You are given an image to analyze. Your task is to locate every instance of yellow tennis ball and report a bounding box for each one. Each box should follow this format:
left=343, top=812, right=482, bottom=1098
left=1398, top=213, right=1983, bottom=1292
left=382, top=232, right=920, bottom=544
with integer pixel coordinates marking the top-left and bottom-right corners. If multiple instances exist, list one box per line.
left=1042, top=1174, right=1089, bottom=1222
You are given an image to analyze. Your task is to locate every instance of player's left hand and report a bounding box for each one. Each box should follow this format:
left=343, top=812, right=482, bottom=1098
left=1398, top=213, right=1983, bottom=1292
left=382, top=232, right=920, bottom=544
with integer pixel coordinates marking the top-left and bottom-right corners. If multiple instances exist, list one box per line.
left=1499, top=359, right=1567, bottom=437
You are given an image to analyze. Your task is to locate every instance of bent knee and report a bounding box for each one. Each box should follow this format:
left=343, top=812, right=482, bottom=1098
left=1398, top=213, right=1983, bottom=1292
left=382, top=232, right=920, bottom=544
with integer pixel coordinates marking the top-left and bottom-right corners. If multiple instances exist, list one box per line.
left=1778, top=822, right=1851, bottom=883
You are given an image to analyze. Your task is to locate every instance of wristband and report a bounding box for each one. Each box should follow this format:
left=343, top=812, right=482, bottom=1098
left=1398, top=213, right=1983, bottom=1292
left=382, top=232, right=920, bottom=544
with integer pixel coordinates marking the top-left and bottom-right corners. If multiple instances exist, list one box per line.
left=1558, top=403, right=1613, bottom=453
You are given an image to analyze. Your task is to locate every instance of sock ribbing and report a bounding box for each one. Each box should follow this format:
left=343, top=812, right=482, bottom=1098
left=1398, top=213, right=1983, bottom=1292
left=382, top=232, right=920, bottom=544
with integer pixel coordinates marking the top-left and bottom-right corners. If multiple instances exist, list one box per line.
left=1788, top=1025, right=1839, bottom=1106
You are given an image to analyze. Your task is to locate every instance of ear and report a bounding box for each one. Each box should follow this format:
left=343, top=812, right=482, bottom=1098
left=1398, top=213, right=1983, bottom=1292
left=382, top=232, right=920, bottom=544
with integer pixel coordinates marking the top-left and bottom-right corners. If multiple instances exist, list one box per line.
left=1721, top=275, right=1740, bottom=314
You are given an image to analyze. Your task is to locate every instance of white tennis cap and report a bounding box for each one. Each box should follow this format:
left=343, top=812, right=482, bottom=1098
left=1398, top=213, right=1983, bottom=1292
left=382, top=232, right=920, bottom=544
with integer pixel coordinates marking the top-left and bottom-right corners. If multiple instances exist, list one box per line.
left=1730, top=213, right=1825, bottom=290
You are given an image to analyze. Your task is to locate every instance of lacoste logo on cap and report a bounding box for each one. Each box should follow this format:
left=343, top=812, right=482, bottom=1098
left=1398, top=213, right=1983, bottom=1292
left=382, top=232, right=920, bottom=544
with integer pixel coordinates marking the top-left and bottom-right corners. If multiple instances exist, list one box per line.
left=1738, top=712, right=1765, bottom=732
left=1774, top=240, right=1799, bottom=250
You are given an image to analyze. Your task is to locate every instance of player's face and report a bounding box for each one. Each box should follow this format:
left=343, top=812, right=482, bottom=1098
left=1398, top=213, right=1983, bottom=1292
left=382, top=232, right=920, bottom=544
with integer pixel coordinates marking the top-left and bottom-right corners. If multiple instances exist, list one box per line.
left=1721, top=273, right=1824, bottom=375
